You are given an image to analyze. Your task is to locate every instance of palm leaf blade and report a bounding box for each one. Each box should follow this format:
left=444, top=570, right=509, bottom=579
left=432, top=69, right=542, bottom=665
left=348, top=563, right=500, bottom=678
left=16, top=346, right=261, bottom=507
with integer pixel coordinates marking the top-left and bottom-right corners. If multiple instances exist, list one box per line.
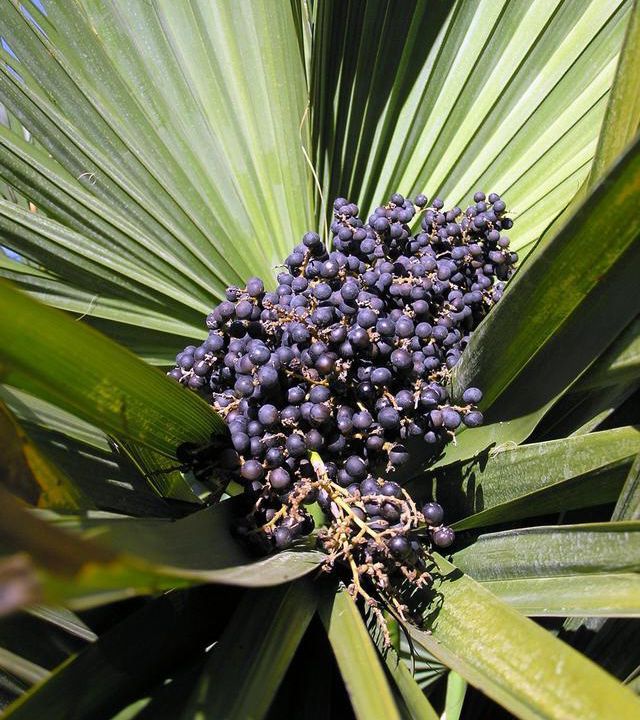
left=3, top=586, right=239, bottom=720
left=407, top=427, right=640, bottom=529
left=613, top=451, right=640, bottom=519
left=591, top=0, right=640, bottom=180
left=320, top=588, right=401, bottom=720
left=484, top=573, right=640, bottom=617
left=410, top=555, right=640, bottom=720
left=179, top=582, right=316, bottom=720
left=0, top=280, right=222, bottom=456
left=448, top=126, right=640, bottom=464
left=0, top=0, right=314, bottom=324
left=453, top=522, right=640, bottom=580
left=312, top=0, right=630, bottom=259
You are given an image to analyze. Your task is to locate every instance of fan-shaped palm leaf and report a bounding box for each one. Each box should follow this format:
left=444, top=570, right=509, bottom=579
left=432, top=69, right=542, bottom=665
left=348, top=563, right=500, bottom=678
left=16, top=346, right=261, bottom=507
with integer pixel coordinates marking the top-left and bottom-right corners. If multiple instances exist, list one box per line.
left=0, top=1, right=639, bottom=718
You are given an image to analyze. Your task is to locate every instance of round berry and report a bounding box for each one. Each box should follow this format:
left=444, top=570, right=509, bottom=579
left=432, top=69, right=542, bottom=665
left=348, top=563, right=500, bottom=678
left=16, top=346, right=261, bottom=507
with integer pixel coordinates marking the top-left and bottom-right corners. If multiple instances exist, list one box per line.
left=345, top=455, right=367, bottom=480
left=462, top=387, right=483, bottom=404
left=388, top=535, right=410, bottom=558
left=422, top=502, right=444, bottom=526
left=381, top=481, right=402, bottom=498
left=240, top=459, right=264, bottom=482
left=274, top=526, right=293, bottom=549
left=432, top=526, right=455, bottom=548
left=463, top=410, right=484, bottom=428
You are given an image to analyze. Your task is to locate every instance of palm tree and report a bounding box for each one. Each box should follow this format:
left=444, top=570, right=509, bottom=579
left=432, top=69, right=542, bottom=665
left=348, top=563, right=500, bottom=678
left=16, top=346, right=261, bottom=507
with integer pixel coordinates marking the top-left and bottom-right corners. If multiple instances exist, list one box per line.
left=0, top=0, right=639, bottom=717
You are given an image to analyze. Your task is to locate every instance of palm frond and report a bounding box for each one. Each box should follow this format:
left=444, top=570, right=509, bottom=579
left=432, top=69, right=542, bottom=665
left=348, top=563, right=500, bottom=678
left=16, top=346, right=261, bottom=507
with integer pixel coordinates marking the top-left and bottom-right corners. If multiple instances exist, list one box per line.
left=0, top=280, right=221, bottom=455
left=0, top=0, right=313, bottom=342
left=0, top=2, right=638, bottom=718
left=444, top=129, right=640, bottom=465
left=409, top=555, right=640, bottom=720
left=311, top=0, right=630, bottom=256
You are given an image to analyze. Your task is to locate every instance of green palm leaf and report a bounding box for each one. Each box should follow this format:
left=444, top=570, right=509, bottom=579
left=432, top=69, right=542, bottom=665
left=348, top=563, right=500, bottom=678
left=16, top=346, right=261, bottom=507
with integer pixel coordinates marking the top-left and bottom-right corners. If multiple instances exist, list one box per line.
left=320, top=587, right=401, bottom=720
left=613, top=451, right=640, bottom=519
left=0, top=1, right=639, bottom=718
left=0, top=386, right=177, bottom=517
left=0, top=0, right=313, bottom=349
left=179, top=582, right=316, bottom=720
left=484, top=573, right=640, bottom=617
left=453, top=522, right=640, bottom=579
left=442, top=128, right=640, bottom=467
left=0, top=280, right=221, bottom=456
left=0, top=252, right=197, bottom=365
left=311, top=0, right=630, bottom=256
left=406, top=426, right=640, bottom=529
left=443, top=672, right=467, bottom=720
left=590, top=0, right=640, bottom=179
left=0, top=397, right=90, bottom=511
left=366, top=607, right=440, bottom=720
left=2, top=586, right=239, bottom=720
left=410, top=556, right=640, bottom=720
left=537, top=316, right=640, bottom=438
left=1, top=491, right=323, bottom=606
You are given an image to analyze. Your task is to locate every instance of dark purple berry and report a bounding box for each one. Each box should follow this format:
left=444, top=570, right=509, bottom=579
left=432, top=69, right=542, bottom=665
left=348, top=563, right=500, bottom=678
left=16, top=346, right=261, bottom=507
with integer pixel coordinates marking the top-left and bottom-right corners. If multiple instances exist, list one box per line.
left=432, top=526, right=455, bottom=548
left=388, top=535, right=410, bottom=558
left=422, top=502, right=444, bottom=526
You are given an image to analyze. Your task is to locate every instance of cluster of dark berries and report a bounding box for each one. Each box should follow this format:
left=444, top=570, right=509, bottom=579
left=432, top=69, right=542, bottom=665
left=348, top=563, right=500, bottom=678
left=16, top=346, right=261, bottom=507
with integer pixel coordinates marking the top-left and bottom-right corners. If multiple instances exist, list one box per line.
left=316, top=466, right=456, bottom=634
left=170, top=191, right=515, bottom=559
